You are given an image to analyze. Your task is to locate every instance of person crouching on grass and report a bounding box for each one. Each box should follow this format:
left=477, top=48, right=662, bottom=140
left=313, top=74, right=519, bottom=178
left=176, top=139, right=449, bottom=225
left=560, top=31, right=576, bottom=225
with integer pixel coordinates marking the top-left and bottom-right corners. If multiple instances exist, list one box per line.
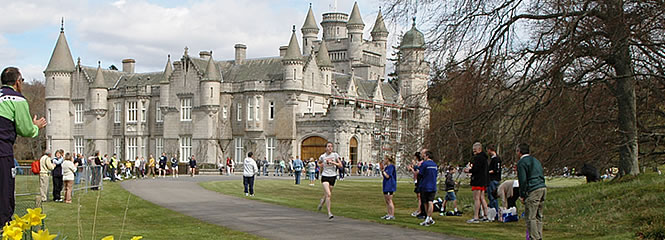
left=380, top=156, right=397, bottom=220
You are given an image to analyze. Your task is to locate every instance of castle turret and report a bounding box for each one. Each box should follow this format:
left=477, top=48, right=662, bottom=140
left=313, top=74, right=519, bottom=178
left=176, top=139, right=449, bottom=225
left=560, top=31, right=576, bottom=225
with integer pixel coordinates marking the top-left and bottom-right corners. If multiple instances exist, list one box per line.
left=201, top=51, right=221, bottom=107
left=371, top=8, right=389, bottom=58
left=397, top=17, right=429, bottom=133
left=346, top=2, right=365, bottom=64
left=301, top=4, right=319, bottom=55
left=321, top=10, right=348, bottom=40
left=87, top=61, right=109, bottom=153
left=159, top=55, right=172, bottom=108
left=316, top=40, right=333, bottom=94
left=282, top=26, right=303, bottom=89
left=44, top=22, right=75, bottom=152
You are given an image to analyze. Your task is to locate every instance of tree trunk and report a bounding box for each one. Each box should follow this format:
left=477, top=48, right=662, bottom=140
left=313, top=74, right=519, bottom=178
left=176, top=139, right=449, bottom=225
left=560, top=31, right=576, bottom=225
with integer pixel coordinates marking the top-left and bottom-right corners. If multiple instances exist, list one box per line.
left=609, top=0, right=640, bottom=176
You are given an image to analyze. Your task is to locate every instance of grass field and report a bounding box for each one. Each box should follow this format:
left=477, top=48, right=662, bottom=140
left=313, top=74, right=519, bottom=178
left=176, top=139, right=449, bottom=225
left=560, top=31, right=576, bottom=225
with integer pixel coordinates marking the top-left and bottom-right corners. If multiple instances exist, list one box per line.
left=33, top=182, right=263, bottom=240
left=201, top=174, right=665, bottom=240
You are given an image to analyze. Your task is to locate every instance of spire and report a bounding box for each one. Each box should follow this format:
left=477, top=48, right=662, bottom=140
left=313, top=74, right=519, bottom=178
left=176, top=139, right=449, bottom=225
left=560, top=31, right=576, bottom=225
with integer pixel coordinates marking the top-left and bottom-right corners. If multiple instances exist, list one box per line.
left=316, top=40, right=333, bottom=68
left=45, top=24, right=75, bottom=73
left=347, top=2, right=364, bottom=26
left=203, top=51, right=221, bottom=80
left=302, top=3, right=319, bottom=31
left=371, top=7, right=388, bottom=36
left=91, top=61, right=106, bottom=89
left=373, top=81, right=384, bottom=101
left=161, top=54, right=173, bottom=84
left=346, top=69, right=358, bottom=97
left=284, top=26, right=302, bottom=60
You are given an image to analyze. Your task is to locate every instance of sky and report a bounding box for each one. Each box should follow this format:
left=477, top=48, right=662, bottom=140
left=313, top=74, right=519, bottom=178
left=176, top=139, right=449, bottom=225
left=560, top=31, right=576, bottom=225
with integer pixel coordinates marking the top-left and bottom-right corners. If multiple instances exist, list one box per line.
left=0, top=0, right=416, bottom=83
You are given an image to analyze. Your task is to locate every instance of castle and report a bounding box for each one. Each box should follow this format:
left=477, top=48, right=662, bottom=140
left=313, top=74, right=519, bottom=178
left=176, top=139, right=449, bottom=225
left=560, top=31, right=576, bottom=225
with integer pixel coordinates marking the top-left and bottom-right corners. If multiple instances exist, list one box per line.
left=44, top=2, right=430, bottom=166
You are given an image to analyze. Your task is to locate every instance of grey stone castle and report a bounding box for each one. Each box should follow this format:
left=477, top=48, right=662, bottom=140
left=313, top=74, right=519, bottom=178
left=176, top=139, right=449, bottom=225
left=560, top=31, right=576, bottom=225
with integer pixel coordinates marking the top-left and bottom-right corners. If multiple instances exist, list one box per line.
left=44, top=2, right=430, bottom=166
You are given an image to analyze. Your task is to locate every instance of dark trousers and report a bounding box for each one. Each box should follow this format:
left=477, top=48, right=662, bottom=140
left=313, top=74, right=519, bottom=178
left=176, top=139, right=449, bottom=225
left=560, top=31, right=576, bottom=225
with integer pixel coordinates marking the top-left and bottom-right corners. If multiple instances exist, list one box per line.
left=508, top=187, right=520, bottom=209
left=419, top=194, right=427, bottom=216
left=488, top=180, right=500, bottom=212
left=243, top=176, right=255, bottom=195
left=0, top=156, right=15, bottom=227
left=294, top=171, right=301, bottom=184
left=52, top=175, right=63, bottom=200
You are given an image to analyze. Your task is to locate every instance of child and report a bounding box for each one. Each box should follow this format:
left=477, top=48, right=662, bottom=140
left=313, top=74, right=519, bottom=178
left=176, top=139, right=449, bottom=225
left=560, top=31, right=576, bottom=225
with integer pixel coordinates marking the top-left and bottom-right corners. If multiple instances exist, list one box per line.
left=441, top=166, right=459, bottom=216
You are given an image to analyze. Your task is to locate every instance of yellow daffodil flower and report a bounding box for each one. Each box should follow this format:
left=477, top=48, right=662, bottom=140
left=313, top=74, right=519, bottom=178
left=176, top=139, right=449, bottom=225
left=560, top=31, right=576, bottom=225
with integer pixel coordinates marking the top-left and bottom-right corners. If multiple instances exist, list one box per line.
left=2, top=225, right=23, bottom=240
left=9, top=215, right=29, bottom=231
left=101, top=235, right=114, bottom=240
left=31, top=229, right=57, bottom=240
left=130, top=236, right=143, bottom=240
left=24, top=208, right=46, bottom=226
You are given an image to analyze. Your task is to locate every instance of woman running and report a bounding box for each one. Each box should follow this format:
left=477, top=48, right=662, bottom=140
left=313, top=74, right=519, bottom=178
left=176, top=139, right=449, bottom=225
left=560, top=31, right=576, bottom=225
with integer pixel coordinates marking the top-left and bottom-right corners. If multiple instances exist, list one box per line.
left=317, top=142, right=342, bottom=220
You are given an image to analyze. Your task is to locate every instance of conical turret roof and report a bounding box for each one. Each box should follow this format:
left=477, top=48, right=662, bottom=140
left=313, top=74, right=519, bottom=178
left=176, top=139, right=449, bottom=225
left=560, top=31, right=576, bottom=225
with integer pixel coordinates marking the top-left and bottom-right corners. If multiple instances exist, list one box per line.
left=45, top=27, right=75, bottom=73
left=161, top=55, right=173, bottom=84
left=316, top=41, right=333, bottom=68
left=302, top=4, right=319, bottom=30
left=90, top=62, right=106, bottom=89
left=203, top=52, right=221, bottom=80
left=347, top=2, right=364, bottom=26
left=371, top=9, right=388, bottom=34
left=284, top=26, right=302, bottom=60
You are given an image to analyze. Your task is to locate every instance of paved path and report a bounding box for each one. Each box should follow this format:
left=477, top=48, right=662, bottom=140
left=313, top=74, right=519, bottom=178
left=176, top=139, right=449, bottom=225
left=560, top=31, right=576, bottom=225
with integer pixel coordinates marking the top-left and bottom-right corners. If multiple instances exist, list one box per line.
left=121, top=175, right=467, bottom=240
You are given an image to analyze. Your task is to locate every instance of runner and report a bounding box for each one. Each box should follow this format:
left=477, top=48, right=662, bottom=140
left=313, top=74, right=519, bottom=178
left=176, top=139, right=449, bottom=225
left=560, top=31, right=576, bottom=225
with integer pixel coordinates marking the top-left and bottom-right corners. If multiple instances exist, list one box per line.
left=317, top=142, right=342, bottom=220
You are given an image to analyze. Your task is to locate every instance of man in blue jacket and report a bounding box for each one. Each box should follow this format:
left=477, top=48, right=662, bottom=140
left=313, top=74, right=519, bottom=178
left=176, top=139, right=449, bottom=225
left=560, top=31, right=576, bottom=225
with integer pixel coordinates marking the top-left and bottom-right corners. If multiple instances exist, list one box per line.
left=517, top=143, right=547, bottom=240
left=418, top=150, right=438, bottom=227
left=0, top=67, right=47, bottom=226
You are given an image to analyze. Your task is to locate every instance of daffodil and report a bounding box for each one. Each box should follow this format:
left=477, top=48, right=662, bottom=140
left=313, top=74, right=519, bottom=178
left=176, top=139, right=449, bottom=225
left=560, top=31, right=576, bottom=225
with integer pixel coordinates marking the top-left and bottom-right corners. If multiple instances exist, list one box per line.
left=101, top=235, right=114, bottom=240
left=2, top=225, right=23, bottom=240
left=24, top=208, right=46, bottom=226
left=130, top=236, right=143, bottom=240
left=8, top=215, right=29, bottom=231
left=31, top=229, right=57, bottom=240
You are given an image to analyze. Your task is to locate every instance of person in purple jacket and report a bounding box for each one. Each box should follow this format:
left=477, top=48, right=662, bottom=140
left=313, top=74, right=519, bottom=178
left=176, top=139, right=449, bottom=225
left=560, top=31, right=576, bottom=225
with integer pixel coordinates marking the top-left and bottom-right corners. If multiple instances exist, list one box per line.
left=380, top=156, right=397, bottom=220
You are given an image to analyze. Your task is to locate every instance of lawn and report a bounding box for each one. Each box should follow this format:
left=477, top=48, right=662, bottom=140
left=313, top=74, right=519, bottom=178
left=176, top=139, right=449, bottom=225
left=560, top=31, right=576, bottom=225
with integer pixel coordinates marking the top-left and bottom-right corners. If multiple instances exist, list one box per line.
left=33, top=182, right=263, bottom=240
left=200, top=174, right=665, bottom=240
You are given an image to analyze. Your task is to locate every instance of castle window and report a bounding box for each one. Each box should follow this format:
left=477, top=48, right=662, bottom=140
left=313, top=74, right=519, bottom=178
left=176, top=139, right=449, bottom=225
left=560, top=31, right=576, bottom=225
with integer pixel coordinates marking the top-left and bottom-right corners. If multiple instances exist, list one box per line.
left=179, top=136, right=191, bottom=162
left=326, top=75, right=329, bottom=85
left=234, top=137, right=243, bottom=164
left=269, top=101, right=275, bottom=120
left=266, top=137, right=275, bottom=164
left=237, top=103, right=242, bottom=121
left=47, top=109, right=52, bottom=124
left=114, top=137, right=122, bottom=156
left=127, top=137, right=137, bottom=161
left=114, top=103, right=121, bottom=123
left=210, top=87, right=214, bottom=99
left=294, top=69, right=297, bottom=80
left=247, top=97, right=254, bottom=121
left=74, top=103, right=83, bottom=124
left=223, top=106, right=228, bottom=119
left=384, top=107, right=391, bottom=119
left=155, top=101, right=163, bottom=122
left=155, top=137, right=163, bottom=157
left=47, top=136, right=52, bottom=151
left=180, top=98, right=192, bottom=121
left=141, top=101, right=147, bottom=122
left=307, top=99, right=313, bottom=113
left=312, top=73, right=315, bottom=87
left=255, top=96, right=261, bottom=121
left=127, top=101, right=137, bottom=123
left=74, top=136, right=84, bottom=154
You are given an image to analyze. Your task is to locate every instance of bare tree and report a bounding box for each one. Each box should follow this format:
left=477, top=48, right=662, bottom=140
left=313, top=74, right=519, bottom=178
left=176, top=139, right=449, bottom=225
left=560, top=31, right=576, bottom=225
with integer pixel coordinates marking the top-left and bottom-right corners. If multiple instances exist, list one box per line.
left=384, top=0, right=665, bottom=177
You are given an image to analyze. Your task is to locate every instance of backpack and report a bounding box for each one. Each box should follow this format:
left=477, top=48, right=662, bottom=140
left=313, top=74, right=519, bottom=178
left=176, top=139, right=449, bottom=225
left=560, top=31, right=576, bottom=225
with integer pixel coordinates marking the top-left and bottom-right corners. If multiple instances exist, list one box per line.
left=31, top=160, right=40, bottom=174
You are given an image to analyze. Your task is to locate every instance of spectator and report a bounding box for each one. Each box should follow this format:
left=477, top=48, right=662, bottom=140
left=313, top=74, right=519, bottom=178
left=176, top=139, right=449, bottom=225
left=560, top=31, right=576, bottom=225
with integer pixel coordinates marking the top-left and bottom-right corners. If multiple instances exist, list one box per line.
left=147, top=155, right=156, bottom=179
left=262, top=158, right=269, bottom=176
left=159, top=153, right=167, bottom=177
left=465, top=142, right=489, bottom=223
left=441, top=166, right=459, bottom=216
left=307, top=158, right=316, bottom=186
left=407, top=152, right=427, bottom=219
left=293, top=156, right=303, bottom=184
left=226, top=157, right=233, bottom=175
left=516, top=143, right=547, bottom=240
left=61, top=152, right=77, bottom=204
left=52, top=149, right=64, bottom=202
left=38, top=150, right=54, bottom=202
left=497, top=180, right=520, bottom=218
left=73, top=153, right=83, bottom=184
left=90, top=152, right=102, bottom=190
left=577, top=163, right=600, bottom=183
left=487, top=145, right=502, bottom=220
left=171, top=154, right=179, bottom=178
left=418, top=150, right=438, bottom=226
left=279, top=159, right=286, bottom=176
left=188, top=155, right=197, bottom=177
left=243, top=152, right=258, bottom=197
left=380, top=156, right=397, bottom=220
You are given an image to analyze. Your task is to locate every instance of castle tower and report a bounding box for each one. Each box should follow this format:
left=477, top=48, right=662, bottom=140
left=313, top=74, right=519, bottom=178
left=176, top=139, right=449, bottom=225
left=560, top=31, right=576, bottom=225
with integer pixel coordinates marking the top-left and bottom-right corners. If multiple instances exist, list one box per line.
left=346, top=2, right=365, bottom=64
left=159, top=55, right=172, bottom=109
left=316, top=40, right=333, bottom=95
left=87, top=62, right=109, bottom=153
left=321, top=9, right=348, bottom=40
left=397, top=18, right=430, bottom=132
left=370, top=8, right=389, bottom=60
left=282, top=26, right=303, bottom=90
left=44, top=22, right=75, bottom=152
left=195, top=52, right=221, bottom=162
left=301, top=4, right=319, bottom=55
left=200, top=52, right=221, bottom=107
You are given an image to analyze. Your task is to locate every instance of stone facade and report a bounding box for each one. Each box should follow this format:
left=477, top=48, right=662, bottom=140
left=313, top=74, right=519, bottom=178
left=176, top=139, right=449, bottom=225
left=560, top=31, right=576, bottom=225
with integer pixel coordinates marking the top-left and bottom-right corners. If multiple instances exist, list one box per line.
left=44, top=2, right=430, bottom=166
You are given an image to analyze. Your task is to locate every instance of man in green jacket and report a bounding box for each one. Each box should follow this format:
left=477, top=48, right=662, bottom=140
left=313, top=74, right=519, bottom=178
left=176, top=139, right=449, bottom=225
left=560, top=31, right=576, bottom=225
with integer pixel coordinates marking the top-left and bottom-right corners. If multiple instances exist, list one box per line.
left=0, top=67, right=47, bottom=226
left=516, top=143, right=546, bottom=240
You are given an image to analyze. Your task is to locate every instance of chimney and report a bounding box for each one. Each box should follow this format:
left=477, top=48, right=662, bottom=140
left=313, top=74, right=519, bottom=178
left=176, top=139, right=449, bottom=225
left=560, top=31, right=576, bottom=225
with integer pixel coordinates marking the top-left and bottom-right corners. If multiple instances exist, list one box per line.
left=122, top=59, right=135, bottom=73
left=279, top=46, right=288, bottom=57
left=199, top=51, right=211, bottom=60
left=234, top=44, right=246, bottom=65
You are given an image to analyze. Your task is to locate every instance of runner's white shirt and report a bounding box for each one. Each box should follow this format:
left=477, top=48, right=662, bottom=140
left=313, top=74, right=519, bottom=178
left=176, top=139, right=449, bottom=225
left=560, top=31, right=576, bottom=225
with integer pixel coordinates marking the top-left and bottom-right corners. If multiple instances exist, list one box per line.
left=318, top=152, right=340, bottom=177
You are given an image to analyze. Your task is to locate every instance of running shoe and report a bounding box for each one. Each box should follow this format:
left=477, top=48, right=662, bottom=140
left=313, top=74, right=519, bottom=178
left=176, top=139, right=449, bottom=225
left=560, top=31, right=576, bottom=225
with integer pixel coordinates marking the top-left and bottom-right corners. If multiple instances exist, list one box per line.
left=328, top=215, right=334, bottom=221
left=481, top=217, right=490, bottom=222
left=317, top=202, right=323, bottom=211
left=380, top=215, right=389, bottom=220
left=466, top=218, right=480, bottom=224
left=245, top=193, right=249, bottom=197
left=411, top=211, right=420, bottom=217
left=385, top=216, right=395, bottom=220
left=419, top=219, right=435, bottom=226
